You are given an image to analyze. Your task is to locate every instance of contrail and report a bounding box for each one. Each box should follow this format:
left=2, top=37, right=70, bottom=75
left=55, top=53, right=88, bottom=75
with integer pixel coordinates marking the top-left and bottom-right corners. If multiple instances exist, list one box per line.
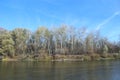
left=96, top=11, right=120, bottom=30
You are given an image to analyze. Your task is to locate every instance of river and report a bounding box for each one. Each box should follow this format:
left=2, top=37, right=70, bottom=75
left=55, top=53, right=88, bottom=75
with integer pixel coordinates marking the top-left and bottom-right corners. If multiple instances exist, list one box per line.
left=0, top=60, right=120, bottom=80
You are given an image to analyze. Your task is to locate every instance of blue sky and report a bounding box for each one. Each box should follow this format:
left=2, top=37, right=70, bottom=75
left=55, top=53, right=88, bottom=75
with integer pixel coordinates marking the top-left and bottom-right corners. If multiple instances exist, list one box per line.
left=0, top=0, right=120, bottom=41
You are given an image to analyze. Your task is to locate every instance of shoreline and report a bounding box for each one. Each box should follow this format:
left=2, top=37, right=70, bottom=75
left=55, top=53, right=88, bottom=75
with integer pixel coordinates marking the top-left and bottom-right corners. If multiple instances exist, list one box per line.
left=1, top=54, right=120, bottom=62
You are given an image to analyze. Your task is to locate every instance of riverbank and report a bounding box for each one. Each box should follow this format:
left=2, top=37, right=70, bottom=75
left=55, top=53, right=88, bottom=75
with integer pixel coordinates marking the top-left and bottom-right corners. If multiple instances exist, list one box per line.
left=1, top=53, right=120, bottom=61
left=51, top=53, right=120, bottom=61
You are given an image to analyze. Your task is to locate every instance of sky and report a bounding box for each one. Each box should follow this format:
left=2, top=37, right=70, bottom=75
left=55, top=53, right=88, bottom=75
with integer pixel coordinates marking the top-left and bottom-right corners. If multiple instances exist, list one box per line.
left=0, top=0, right=120, bottom=41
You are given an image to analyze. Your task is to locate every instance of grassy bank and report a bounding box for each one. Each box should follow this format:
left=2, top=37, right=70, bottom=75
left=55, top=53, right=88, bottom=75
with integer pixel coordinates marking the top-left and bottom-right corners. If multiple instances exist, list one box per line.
left=1, top=53, right=120, bottom=62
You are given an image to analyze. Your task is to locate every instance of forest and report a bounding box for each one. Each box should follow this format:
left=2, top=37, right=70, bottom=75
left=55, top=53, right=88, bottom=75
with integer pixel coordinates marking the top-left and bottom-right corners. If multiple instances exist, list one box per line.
left=0, top=25, right=120, bottom=61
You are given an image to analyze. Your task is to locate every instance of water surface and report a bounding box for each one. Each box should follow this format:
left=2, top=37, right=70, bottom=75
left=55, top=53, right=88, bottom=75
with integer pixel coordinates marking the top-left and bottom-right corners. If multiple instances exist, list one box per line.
left=0, top=60, right=120, bottom=80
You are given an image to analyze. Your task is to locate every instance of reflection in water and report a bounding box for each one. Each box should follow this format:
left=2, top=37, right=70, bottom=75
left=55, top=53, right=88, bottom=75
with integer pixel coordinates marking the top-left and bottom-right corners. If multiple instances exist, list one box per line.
left=0, top=60, right=120, bottom=80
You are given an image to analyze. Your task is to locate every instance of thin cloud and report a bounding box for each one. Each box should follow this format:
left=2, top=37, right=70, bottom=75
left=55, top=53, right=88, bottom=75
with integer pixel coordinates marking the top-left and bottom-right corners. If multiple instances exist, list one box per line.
left=34, top=9, right=64, bottom=22
left=96, top=11, right=120, bottom=30
left=41, top=0, right=59, bottom=6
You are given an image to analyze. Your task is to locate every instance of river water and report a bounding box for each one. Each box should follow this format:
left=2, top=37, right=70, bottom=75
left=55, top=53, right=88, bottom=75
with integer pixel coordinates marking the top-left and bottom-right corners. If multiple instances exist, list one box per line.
left=0, top=60, right=120, bottom=80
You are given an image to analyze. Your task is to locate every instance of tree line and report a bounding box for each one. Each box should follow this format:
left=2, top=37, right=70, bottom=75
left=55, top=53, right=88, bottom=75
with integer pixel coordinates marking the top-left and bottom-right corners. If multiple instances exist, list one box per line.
left=0, top=25, right=120, bottom=58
